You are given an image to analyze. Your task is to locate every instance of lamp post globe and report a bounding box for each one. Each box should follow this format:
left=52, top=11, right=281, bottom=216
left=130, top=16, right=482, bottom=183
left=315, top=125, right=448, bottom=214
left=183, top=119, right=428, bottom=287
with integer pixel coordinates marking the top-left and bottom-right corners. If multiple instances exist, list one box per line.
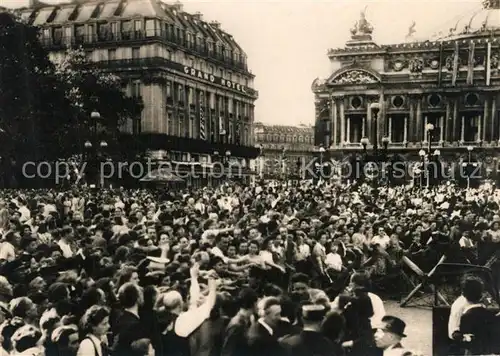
left=91, top=111, right=101, bottom=120
left=467, top=146, right=474, bottom=152
left=84, top=141, right=92, bottom=149
left=100, top=141, right=108, bottom=148
left=418, top=149, right=426, bottom=157
left=433, top=149, right=441, bottom=156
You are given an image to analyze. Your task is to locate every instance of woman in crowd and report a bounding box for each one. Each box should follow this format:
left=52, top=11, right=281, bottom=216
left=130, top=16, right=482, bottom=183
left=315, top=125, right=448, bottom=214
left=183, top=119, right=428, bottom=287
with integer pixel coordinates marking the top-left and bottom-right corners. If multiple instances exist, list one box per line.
left=0, top=180, right=482, bottom=355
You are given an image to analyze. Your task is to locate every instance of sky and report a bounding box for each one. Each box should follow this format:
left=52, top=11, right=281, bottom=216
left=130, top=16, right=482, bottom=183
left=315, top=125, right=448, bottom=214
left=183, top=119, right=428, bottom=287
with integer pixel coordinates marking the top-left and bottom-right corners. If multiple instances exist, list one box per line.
left=0, top=0, right=483, bottom=126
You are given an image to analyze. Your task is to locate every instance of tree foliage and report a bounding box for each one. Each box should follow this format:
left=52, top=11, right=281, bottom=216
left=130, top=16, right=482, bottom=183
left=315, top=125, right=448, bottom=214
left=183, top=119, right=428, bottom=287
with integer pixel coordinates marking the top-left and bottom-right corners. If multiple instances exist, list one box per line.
left=0, top=13, right=143, bottom=162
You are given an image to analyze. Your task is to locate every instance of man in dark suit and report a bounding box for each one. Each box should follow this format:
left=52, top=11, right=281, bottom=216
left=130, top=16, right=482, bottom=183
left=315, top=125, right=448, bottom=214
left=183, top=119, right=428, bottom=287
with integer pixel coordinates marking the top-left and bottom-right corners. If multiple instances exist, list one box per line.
left=280, top=304, right=339, bottom=356
left=245, top=296, right=284, bottom=356
left=221, top=288, right=258, bottom=356
left=374, top=315, right=409, bottom=356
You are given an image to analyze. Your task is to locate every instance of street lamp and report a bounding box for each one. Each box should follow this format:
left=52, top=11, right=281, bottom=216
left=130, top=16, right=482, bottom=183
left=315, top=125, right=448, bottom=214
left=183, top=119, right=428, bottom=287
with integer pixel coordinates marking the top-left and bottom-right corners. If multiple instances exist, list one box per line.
left=426, top=123, right=435, bottom=155
left=467, top=145, right=473, bottom=163
left=370, top=103, right=380, bottom=157
left=466, top=146, right=474, bottom=190
left=419, top=149, right=426, bottom=189
left=360, top=137, right=369, bottom=153
left=319, top=146, right=326, bottom=165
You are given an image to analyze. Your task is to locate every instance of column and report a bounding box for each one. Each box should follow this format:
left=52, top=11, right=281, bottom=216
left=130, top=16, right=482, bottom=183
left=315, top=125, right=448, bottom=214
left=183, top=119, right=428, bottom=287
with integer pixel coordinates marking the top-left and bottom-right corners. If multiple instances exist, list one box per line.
left=445, top=97, right=452, bottom=142
left=461, top=116, right=465, bottom=142
left=378, top=93, right=385, bottom=143
left=388, top=117, right=392, bottom=142
left=339, top=97, right=345, bottom=146
left=483, top=97, right=490, bottom=142
left=416, top=96, right=423, bottom=143
left=477, top=114, right=482, bottom=142
left=440, top=116, right=444, bottom=142
left=492, top=97, right=497, bottom=141
left=346, top=117, right=351, bottom=143
left=366, top=98, right=372, bottom=141
left=408, top=97, right=415, bottom=143
left=423, top=116, right=428, bottom=143
left=403, top=117, right=408, bottom=143
left=453, top=97, right=459, bottom=142
left=331, top=97, right=337, bottom=147
left=362, top=117, right=366, bottom=137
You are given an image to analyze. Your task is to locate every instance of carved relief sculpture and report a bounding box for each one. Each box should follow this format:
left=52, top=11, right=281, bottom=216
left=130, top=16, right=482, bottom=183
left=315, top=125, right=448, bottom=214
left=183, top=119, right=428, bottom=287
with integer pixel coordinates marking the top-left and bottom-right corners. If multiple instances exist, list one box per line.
left=332, top=70, right=378, bottom=84
left=445, top=55, right=461, bottom=70
left=409, top=57, right=424, bottom=73
left=390, top=57, right=407, bottom=72
left=428, top=57, right=440, bottom=70
left=491, top=54, right=499, bottom=69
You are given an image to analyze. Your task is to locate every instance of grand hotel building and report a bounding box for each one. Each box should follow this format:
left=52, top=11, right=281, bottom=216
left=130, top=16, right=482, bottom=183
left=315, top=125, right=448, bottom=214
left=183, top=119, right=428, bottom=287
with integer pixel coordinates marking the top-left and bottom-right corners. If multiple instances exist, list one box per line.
left=19, top=0, right=258, bottom=168
left=313, top=0, right=500, bottom=170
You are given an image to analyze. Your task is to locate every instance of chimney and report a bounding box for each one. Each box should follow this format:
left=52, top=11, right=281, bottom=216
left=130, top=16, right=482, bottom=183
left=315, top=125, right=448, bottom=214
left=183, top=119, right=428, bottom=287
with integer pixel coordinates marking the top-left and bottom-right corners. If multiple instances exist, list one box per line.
left=192, top=11, right=202, bottom=21
left=172, top=0, right=183, bottom=12
left=210, top=21, right=220, bottom=29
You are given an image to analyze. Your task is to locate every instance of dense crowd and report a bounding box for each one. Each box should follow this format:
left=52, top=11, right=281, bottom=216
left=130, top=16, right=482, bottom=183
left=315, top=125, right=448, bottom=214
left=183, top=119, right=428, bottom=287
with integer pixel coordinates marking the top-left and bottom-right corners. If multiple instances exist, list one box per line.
left=0, top=179, right=498, bottom=356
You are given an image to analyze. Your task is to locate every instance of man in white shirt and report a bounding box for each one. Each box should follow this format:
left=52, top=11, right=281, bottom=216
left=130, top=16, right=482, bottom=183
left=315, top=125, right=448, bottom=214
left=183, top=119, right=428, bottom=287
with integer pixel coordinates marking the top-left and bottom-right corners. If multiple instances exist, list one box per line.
left=0, top=231, right=17, bottom=262
left=448, top=276, right=480, bottom=340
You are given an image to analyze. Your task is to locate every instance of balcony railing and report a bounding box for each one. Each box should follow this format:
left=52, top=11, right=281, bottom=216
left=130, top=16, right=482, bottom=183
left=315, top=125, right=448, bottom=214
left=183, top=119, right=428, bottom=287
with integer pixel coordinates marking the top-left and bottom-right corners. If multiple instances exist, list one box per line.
left=40, top=29, right=250, bottom=73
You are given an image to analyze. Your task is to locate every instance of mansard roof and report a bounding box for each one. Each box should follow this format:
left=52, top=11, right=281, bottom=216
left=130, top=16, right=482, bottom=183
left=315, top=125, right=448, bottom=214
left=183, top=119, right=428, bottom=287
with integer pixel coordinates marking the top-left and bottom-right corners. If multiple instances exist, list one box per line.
left=19, top=0, right=247, bottom=57
left=254, top=122, right=314, bottom=135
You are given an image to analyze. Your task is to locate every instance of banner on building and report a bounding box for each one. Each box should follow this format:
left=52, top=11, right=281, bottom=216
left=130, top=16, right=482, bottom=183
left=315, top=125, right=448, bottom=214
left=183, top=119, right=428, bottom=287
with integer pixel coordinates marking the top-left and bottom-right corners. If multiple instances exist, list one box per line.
left=199, top=92, right=206, bottom=140
left=466, top=41, right=475, bottom=85
left=235, top=117, right=241, bottom=144
left=219, top=117, right=226, bottom=135
left=452, top=41, right=459, bottom=86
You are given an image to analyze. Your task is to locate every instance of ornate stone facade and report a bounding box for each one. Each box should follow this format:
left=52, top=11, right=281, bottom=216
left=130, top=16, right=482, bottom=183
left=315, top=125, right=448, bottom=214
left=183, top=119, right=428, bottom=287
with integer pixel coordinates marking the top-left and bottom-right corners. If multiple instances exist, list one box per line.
left=313, top=3, right=500, bottom=166
left=254, top=122, right=314, bottom=178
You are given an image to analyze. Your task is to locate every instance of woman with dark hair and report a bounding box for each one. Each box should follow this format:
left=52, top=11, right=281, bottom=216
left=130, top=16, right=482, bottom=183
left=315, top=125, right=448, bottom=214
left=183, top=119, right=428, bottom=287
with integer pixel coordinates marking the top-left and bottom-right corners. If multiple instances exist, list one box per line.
left=321, top=311, right=346, bottom=356
left=49, top=325, right=79, bottom=356
left=11, top=324, right=43, bottom=356
left=77, top=305, right=110, bottom=356
left=338, top=287, right=377, bottom=356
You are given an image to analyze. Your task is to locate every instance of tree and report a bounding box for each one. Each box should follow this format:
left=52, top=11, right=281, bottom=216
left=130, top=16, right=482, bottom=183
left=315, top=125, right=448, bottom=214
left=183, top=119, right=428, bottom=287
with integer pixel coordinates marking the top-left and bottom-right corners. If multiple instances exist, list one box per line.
left=49, top=47, right=143, bottom=156
left=0, top=12, right=143, bottom=163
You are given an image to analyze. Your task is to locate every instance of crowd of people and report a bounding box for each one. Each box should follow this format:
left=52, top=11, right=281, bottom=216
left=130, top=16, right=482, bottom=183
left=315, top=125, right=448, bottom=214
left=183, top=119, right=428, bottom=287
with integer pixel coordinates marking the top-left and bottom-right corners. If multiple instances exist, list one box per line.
left=0, top=178, right=498, bottom=356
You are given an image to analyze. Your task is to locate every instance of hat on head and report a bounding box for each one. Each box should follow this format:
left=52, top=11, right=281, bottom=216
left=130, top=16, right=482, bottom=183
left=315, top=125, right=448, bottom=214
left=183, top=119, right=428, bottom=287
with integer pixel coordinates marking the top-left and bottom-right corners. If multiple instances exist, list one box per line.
left=379, top=315, right=407, bottom=338
left=301, top=304, right=327, bottom=322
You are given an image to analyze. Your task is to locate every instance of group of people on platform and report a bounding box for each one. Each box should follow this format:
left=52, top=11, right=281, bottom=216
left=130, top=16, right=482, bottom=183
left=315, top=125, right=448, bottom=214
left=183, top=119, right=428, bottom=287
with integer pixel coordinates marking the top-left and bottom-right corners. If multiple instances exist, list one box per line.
left=0, top=178, right=499, bottom=355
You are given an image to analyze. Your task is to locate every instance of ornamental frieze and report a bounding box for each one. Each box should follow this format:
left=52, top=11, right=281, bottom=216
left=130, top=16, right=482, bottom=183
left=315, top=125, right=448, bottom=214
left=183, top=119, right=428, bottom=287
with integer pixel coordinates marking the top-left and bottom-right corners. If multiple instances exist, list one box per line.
left=491, top=54, right=499, bottom=69
left=409, top=57, right=424, bottom=73
left=331, top=70, right=379, bottom=85
left=389, top=57, right=407, bottom=72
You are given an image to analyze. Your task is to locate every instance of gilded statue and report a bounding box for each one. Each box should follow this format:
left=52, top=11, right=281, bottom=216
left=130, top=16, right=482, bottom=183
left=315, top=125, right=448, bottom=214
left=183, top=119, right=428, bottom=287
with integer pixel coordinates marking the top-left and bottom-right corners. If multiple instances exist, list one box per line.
left=357, top=6, right=373, bottom=34
left=406, top=21, right=416, bottom=39
left=350, top=6, right=373, bottom=37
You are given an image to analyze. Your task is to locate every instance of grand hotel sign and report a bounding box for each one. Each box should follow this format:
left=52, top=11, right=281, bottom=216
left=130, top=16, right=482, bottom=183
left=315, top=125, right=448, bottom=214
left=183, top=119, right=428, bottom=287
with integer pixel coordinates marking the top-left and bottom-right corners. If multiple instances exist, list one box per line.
left=183, top=66, right=249, bottom=94
left=166, top=60, right=251, bottom=94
